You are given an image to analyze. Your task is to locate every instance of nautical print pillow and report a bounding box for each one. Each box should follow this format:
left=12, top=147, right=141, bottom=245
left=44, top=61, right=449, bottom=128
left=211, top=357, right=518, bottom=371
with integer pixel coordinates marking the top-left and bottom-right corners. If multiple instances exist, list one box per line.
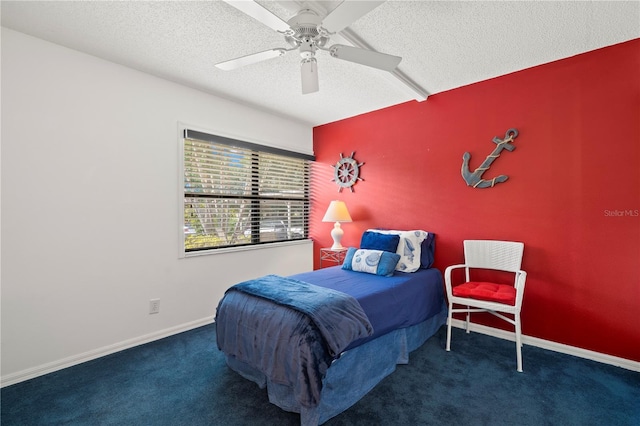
left=365, top=229, right=428, bottom=273
left=342, top=248, right=401, bottom=277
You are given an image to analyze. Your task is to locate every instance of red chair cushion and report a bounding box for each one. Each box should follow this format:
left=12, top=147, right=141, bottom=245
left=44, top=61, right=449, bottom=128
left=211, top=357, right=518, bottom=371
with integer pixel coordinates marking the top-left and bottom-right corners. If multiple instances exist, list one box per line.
left=452, top=282, right=516, bottom=305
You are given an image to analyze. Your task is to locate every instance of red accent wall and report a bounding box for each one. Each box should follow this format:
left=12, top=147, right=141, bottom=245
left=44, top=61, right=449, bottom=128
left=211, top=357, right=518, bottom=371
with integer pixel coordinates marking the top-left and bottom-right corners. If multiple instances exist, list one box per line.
left=311, top=39, right=640, bottom=362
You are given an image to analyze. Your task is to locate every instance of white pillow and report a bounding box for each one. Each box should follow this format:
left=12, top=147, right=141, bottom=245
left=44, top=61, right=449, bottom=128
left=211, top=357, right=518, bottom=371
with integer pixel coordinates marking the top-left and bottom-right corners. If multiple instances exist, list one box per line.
left=366, top=229, right=428, bottom=273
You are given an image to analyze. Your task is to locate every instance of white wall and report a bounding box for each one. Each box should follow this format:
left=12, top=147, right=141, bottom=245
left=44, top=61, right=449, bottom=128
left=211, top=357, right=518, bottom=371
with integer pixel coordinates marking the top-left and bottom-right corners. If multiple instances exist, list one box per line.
left=0, top=28, right=314, bottom=385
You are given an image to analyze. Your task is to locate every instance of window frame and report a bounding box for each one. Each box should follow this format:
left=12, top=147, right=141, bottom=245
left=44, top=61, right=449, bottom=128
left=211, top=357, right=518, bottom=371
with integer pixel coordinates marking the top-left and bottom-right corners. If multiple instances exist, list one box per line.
left=179, top=126, right=314, bottom=257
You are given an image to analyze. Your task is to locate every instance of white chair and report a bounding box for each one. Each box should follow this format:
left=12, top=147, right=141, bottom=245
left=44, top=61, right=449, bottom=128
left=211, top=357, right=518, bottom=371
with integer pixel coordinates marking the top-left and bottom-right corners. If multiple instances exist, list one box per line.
left=444, top=240, right=528, bottom=372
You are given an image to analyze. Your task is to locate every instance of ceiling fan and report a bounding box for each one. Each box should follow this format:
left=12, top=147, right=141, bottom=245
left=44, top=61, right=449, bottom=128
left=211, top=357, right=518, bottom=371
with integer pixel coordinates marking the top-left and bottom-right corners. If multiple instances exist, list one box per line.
left=216, top=1, right=401, bottom=94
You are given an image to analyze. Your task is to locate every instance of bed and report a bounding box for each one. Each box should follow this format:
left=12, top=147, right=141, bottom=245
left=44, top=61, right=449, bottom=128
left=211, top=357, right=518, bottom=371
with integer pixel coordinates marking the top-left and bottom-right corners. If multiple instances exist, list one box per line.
left=215, top=230, right=447, bottom=425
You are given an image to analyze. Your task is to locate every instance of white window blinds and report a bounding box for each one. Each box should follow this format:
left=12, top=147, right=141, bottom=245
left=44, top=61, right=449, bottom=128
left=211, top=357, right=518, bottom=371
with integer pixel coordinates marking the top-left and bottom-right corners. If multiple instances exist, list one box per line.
left=183, top=130, right=313, bottom=251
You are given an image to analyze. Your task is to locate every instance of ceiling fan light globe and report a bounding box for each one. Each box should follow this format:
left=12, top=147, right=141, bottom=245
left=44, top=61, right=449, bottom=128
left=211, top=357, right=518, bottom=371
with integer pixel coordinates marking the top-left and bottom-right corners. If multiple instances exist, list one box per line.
left=301, top=58, right=319, bottom=94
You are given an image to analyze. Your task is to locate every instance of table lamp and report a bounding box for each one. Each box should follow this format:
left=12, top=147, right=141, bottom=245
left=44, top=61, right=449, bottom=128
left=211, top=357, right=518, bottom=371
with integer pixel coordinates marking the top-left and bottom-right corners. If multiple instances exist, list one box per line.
left=322, top=200, right=352, bottom=249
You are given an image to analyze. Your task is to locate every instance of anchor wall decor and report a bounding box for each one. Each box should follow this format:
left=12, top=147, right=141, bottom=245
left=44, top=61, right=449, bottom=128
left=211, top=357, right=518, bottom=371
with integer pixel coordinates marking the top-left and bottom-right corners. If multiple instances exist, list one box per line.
left=461, top=128, right=519, bottom=188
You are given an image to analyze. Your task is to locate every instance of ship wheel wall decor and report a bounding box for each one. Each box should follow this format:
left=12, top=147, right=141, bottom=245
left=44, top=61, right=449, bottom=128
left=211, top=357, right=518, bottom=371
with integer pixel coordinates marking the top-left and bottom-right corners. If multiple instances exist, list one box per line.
left=331, top=152, right=363, bottom=192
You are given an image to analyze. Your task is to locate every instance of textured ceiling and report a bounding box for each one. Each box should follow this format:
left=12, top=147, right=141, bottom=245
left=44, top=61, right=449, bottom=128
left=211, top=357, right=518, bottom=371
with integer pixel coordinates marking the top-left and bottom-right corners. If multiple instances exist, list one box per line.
left=2, top=1, right=639, bottom=126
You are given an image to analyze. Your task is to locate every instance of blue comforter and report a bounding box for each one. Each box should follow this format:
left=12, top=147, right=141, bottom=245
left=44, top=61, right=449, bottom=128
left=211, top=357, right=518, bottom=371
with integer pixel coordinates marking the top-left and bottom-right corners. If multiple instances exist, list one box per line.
left=215, top=275, right=373, bottom=408
left=291, top=267, right=444, bottom=349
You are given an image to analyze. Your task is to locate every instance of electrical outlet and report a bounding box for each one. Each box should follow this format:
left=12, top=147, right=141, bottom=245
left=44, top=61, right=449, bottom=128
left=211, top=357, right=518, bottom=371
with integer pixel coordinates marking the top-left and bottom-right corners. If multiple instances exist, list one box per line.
left=149, top=298, right=160, bottom=314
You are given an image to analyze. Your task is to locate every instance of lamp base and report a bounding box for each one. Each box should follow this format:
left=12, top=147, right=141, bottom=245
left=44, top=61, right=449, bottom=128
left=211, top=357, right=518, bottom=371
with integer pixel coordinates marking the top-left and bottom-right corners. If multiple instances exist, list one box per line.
left=330, top=222, right=345, bottom=250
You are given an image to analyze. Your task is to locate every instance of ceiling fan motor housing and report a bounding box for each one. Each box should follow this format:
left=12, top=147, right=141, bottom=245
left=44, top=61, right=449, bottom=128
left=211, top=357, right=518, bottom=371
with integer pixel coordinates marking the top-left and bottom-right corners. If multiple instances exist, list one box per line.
left=287, top=9, right=322, bottom=34
left=286, top=9, right=328, bottom=56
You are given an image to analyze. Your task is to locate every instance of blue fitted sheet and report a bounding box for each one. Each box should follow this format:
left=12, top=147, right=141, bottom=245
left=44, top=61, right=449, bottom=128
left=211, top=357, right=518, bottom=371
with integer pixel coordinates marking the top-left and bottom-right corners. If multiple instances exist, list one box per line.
left=290, top=266, right=445, bottom=349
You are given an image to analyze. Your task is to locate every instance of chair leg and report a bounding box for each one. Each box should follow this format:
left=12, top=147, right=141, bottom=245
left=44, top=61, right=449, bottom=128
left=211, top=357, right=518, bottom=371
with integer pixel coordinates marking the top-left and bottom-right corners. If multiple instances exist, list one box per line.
left=446, top=303, right=453, bottom=351
left=465, top=309, right=471, bottom=333
left=515, top=314, right=523, bottom=372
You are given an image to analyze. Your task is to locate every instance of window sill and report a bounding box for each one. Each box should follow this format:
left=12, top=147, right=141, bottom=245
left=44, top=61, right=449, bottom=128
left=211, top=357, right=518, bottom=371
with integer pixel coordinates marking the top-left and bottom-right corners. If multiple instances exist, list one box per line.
left=181, top=238, right=312, bottom=259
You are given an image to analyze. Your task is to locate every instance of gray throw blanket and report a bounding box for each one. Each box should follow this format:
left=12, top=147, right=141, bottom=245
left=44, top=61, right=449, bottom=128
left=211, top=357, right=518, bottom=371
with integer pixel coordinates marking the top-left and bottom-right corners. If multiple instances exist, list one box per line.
left=216, top=274, right=373, bottom=407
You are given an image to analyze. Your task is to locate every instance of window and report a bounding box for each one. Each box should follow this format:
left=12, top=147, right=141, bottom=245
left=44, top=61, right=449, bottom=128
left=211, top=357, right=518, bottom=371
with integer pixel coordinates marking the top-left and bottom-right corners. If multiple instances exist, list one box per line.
left=182, top=129, right=313, bottom=253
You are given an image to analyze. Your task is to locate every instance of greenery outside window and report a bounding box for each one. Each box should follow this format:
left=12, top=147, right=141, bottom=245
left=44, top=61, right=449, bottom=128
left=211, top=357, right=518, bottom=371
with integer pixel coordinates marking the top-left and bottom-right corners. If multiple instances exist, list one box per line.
left=182, top=129, right=313, bottom=252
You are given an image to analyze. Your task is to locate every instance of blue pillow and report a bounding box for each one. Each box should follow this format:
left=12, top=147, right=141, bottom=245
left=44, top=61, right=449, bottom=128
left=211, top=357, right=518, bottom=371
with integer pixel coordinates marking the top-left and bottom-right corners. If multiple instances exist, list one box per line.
left=420, top=233, right=436, bottom=269
left=360, top=231, right=400, bottom=253
left=342, top=248, right=401, bottom=277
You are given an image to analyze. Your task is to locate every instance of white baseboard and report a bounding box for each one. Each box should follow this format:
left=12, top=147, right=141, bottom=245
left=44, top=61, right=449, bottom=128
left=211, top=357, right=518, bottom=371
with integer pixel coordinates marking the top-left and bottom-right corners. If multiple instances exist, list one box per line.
left=0, top=317, right=214, bottom=388
left=450, top=319, right=640, bottom=372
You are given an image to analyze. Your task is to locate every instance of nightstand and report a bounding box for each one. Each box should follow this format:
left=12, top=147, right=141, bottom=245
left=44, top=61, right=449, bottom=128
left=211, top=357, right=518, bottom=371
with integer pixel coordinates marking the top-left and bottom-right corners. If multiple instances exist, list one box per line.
left=320, top=247, right=348, bottom=268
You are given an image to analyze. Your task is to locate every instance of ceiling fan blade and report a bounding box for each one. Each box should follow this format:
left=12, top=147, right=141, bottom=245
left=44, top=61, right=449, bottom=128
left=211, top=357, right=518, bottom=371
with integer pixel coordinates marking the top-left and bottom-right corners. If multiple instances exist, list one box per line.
left=222, top=1, right=290, bottom=33
left=322, top=1, right=385, bottom=33
left=301, top=59, right=319, bottom=94
left=329, top=44, right=401, bottom=71
left=215, top=48, right=286, bottom=71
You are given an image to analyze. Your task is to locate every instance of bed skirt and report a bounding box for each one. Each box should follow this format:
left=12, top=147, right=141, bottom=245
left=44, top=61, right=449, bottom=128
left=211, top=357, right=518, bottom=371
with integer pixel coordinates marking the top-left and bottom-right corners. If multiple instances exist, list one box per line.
left=224, top=301, right=448, bottom=425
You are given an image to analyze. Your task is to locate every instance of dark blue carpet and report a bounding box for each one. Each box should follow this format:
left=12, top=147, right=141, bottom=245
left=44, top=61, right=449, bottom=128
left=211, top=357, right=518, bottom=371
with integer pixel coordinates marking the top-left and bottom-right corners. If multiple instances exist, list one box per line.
left=2, top=324, right=639, bottom=425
